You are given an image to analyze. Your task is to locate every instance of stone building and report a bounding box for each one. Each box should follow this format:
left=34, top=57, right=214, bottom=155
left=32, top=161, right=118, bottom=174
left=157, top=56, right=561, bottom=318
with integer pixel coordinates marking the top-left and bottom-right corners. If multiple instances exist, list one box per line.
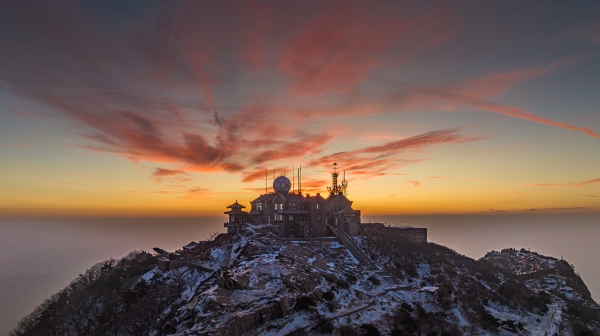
left=230, top=165, right=361, bottom=238
left=223, top=164, right=424, bottom=243
left=246, top=176, right=336, bottom=238
left=360, top=222, right=427, bottom=243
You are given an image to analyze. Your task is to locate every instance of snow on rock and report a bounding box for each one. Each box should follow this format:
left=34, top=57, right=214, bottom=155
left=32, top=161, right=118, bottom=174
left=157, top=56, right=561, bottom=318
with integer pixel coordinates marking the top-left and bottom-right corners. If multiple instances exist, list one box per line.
left=156, top=226, right=600, bottom=335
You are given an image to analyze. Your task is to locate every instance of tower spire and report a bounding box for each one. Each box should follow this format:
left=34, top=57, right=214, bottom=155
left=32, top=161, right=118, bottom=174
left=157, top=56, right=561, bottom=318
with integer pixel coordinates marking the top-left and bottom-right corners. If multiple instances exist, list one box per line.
left=327, top=163, right=348, bottom=196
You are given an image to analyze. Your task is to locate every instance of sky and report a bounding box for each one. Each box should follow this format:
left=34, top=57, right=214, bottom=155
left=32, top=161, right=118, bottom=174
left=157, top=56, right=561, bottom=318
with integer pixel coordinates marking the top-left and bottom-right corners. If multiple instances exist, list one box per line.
left=1, top=0, right=599, bottom=217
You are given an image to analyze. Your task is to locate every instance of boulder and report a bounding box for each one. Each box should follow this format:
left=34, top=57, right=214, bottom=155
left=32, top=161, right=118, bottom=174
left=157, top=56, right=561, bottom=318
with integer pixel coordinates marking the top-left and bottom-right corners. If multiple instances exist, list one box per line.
left=245, top=242, right=267, bottom=257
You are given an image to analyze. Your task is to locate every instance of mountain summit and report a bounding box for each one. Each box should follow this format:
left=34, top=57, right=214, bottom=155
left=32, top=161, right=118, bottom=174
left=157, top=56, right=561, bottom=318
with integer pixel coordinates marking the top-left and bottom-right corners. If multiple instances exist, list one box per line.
left=10, top=223, right=600, bottom=335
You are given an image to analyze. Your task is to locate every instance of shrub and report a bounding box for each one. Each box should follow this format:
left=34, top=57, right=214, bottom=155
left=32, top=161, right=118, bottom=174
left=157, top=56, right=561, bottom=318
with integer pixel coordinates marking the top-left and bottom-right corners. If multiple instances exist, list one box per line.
left=295, top=295, right=316, bottom=311
left=360, top=323, right=380, bottom=336
left=367, top=275, right=381, bottom=286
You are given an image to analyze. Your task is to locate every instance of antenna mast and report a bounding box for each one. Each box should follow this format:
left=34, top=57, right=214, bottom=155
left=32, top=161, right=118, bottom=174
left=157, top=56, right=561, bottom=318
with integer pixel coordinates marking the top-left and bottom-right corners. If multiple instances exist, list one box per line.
left=292, top=165, right=295, bottom=193
left=299, top=165, right=302, bottom=195
left=342, top=170, right=348, bottom=196
left=327, top=163, right=348, bottom=196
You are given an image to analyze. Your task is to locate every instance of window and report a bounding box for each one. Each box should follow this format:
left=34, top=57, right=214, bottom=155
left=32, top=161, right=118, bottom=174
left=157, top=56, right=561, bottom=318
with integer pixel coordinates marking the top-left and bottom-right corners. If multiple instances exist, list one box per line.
left=316, top=214, right=321, bottom=221
left=275, top=214, right=282, bottom=221
left=274, top=204, right=278, bottom=210
left=316, top=203, right=320, bottom=210
left=289, top=215, right=294, bottom=221
left=256, top=205, right=262, bottom=210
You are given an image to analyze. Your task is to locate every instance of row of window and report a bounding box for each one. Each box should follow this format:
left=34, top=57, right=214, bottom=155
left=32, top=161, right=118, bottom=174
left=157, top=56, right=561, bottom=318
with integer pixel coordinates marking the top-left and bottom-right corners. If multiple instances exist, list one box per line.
left=253, top=203, right=323, bottom=212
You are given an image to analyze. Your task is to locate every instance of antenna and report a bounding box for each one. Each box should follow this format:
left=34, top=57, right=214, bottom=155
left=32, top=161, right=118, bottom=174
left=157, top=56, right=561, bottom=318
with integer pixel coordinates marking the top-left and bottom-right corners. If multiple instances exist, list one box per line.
left=342, top=170, right=348, bottom=196
left=299, top=164, right=302, bottom=195
left=327, top=163, right=348, bottom=196
left=292, top=165, right=295, bottom=193
left=265, top=166, right=267, bottom=194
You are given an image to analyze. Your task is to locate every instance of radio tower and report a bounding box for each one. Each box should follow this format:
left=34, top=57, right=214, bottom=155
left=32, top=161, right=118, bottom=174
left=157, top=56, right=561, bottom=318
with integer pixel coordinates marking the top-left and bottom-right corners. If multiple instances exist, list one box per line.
left=327, top=163, right=348, bottom=196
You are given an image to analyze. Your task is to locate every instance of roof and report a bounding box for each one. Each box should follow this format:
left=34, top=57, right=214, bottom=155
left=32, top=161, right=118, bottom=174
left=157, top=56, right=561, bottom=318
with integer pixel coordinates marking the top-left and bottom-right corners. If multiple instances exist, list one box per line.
left=285, top=193, right=306, bottom=203
left=183, top=241, right=201, bottom=250
left=227, top=200, right=246, bottom=209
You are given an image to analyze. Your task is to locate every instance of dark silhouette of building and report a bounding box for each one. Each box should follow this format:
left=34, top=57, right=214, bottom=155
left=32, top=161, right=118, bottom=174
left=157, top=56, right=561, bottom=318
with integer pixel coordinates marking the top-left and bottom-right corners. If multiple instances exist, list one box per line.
left=223, top=164, right=425, bottom=242
left=225, top=164, right=359, bottom=238
left=224, top=200, right=248, bottom=234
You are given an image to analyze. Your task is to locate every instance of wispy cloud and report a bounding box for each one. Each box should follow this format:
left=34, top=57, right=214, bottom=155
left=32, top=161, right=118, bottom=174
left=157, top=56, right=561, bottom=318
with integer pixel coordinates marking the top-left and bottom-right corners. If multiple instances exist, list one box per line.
left=373, top=75, right=600, bottom=139
left=524, top=178, right=600, bottom=188
left=279, top=1, right=460, bottom=96
left=577, top=178, right=600, bottom=188
left=1, top=0, right=596, bottom=201
left=309, top=128, right=482, bottom=178
left=406, top=180, right=421, bottom=187
left=152, top=168, right=189, bottom=183
left=528, top=207, right=594, bottom=212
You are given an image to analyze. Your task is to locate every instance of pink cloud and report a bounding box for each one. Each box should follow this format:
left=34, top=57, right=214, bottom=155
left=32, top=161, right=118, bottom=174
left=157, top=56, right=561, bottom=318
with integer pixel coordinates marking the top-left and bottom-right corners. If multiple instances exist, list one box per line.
left=152, top=167, right=188, bottom=183
left=309, top=128, right=482, bottom=179
left=279, top=1, right=460, bottom=96
left=2, top=0, right=596, bottom=198
left=455, top=55, right=593, bottom=98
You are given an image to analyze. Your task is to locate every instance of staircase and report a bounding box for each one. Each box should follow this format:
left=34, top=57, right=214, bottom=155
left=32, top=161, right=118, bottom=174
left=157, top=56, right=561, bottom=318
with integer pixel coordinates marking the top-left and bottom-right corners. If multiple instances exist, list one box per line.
left=329, top=225, right=401, bottom=284
left=186, top=271, right=218, bottom=321
left=329, top=225, right=376, bottom=269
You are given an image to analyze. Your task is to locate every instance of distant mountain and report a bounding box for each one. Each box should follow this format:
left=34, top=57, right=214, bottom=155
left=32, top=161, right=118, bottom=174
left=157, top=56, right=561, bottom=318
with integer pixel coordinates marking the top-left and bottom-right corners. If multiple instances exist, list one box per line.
left=10, top=226, right=600, bottom=336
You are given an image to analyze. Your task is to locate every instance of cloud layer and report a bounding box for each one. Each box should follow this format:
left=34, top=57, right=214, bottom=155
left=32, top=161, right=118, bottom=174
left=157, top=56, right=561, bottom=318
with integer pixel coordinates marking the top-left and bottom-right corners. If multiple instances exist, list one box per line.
left=1, top=0, right=598, bottom=199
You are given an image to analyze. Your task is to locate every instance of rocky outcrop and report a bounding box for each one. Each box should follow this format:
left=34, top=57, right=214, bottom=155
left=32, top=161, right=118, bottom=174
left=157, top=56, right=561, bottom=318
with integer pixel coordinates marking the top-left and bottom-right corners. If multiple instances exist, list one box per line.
left=283, top=271, right=318, bottom=293
left=215, top=272, right=250, bottom=290
left=245, top=241, right=267, bottom=257
left=216, top=297, right=294, bottom=336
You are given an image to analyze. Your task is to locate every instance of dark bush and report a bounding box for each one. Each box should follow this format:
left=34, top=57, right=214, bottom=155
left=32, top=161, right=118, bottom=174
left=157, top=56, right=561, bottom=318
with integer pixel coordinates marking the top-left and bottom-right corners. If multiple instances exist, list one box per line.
left=335, top=278, right=349, bottom=289
left=295, top=295, right=316, bottom=311
left=337, top=325, right=360, bottom=336
left=360, top=323, right=381, bottom=336
left=367, top=275, right=381, bottom=286
left=346, top=273, right=358, bottom=283
left=313, top=315, right=334, bottom=334
left=323, top=290, right=335, bottom=301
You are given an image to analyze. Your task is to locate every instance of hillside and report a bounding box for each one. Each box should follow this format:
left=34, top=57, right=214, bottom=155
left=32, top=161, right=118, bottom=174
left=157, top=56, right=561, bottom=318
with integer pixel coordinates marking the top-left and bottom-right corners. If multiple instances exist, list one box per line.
left=10, top=224, right=600, bottom=336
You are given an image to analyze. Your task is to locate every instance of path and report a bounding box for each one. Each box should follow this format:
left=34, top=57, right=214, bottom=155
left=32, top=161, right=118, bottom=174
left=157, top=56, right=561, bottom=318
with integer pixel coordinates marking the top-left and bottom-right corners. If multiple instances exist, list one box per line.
left=530, top=303, right=560, bottom=336
left=186, top=243, right=235, bottom=322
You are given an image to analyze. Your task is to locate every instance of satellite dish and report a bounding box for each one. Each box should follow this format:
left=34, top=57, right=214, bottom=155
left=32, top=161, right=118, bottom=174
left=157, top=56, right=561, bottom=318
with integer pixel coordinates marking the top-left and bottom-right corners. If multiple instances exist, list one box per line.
left=273, top=176, right=291, bottom=193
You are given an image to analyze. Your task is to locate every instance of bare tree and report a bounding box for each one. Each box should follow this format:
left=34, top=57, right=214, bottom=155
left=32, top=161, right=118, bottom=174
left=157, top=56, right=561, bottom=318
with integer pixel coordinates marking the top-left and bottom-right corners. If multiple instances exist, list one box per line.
left=205, top=231, right=220, bottom=241
left=170, top=267, right=188, bottom=297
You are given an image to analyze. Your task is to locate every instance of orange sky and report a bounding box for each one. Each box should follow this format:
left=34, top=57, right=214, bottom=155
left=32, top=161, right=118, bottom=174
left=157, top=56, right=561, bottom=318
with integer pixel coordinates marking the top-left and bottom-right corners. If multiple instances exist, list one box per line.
left=1, top=1, right=599, bottom=217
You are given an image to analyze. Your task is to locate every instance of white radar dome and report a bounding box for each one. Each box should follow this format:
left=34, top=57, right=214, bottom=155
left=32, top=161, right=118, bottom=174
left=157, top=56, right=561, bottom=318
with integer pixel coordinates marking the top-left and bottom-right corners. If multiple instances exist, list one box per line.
left=273, top=176, right=291, bottom=193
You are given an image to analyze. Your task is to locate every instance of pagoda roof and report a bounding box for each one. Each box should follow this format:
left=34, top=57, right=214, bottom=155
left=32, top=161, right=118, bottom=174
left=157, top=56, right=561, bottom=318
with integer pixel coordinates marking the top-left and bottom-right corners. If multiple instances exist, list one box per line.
left=227, top=200, right=246, bottom=208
